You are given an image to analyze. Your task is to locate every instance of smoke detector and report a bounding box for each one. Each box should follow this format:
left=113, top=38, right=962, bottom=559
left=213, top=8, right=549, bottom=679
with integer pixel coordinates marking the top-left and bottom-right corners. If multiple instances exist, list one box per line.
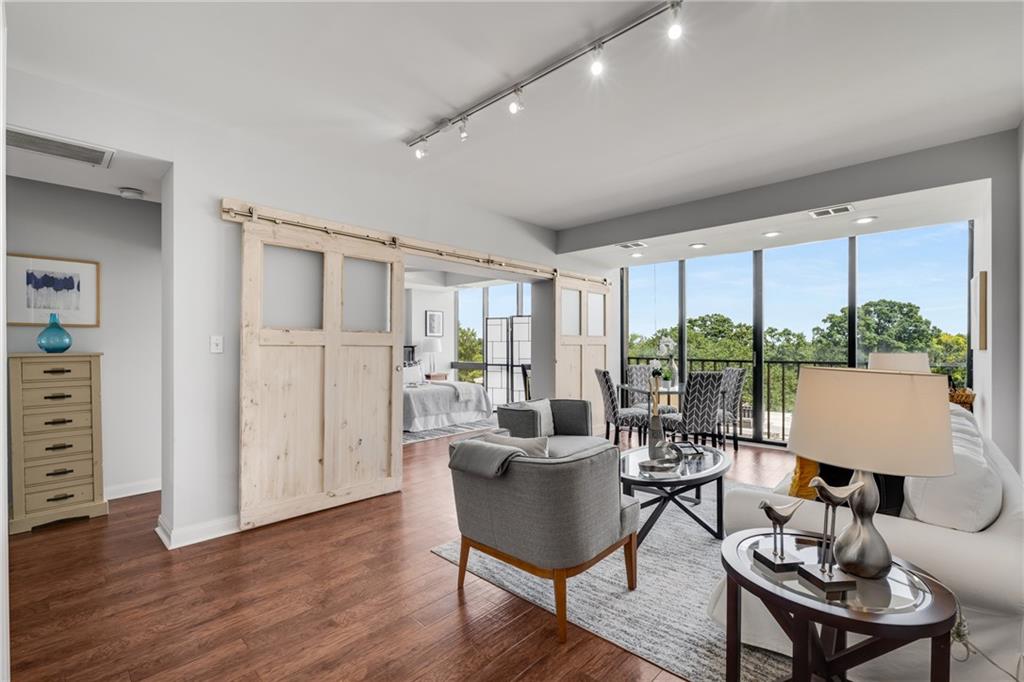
left=118, top=187, right=145, bottom=200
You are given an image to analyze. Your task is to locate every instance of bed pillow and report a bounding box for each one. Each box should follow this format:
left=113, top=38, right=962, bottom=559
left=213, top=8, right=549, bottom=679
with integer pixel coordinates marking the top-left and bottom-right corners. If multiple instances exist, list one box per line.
left=479, top=433, right=549, bottom=458
left=402, top=361, right=424, bottom=385
left=901, top=404, right=1002, bottom=532
left=523, top=399, right=555, bottom=437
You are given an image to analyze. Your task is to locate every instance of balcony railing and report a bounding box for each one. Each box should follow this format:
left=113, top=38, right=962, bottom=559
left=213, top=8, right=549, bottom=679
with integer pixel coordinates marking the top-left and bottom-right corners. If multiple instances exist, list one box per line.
left=627, top=356, right=966, bottom=443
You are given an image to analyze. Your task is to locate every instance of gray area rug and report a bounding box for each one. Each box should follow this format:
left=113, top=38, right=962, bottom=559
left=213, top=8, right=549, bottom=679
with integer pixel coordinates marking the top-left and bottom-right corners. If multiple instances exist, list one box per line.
left=402, top=417, right=498, bottom=445
left=432, top=482, right=790, bottom=681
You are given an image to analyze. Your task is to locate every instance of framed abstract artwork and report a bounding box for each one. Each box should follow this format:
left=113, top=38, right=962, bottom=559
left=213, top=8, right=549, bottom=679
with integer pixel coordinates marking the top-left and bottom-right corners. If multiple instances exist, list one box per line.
left=425, top=310, right=443, bottom=337
left=7, top=254, right=101, bottom=327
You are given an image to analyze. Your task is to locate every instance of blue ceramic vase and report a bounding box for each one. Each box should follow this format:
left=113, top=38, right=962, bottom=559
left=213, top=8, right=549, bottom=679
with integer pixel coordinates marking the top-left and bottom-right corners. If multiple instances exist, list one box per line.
left=36, top=313, right=73, bottom=353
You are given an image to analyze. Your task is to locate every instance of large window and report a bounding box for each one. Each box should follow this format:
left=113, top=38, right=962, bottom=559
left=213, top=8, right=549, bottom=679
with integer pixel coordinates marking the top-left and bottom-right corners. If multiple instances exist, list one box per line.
left=456, top=288, right=483, bottom=382
left=857, top=223, right=970, bottom=386
left=622, top=221, right=972, bottom=443
left=763, top=239, right=848, bottom=440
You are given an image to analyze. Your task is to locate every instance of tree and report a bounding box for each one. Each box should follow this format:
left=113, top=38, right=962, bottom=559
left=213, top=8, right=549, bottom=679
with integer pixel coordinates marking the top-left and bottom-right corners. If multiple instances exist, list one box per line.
left=457, top=325, right=483, bottom=382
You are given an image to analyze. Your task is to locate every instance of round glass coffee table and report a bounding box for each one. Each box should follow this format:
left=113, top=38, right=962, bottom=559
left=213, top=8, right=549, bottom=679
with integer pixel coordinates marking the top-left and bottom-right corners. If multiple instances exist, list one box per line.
left=721, top=528, right=957, bottom=682
left=620, top=444, right=732, bottom=545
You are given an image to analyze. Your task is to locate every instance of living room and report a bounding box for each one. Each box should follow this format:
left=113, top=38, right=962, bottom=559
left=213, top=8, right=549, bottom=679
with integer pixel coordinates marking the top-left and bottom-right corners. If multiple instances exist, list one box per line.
left=0, top=2, right=1021, bottom=681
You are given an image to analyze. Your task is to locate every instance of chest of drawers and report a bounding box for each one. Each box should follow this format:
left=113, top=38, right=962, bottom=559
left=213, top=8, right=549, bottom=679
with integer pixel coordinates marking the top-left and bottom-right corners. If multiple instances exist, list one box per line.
left=9, top=353, right=108, bottom=533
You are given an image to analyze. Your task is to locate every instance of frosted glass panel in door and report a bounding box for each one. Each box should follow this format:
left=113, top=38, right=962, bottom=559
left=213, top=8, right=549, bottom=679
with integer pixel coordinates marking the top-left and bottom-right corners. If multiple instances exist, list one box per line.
left=343, top=257, right=391, bottom=332
left=561, top=289, right=581, bottom=336
left=262, top=244, right=323, bottom=329
left=587, top=293, right=605, bottom=336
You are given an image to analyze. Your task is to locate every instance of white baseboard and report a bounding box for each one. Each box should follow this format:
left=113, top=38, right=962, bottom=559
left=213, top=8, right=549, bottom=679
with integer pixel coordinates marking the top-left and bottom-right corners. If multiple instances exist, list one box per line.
left=154, top=513, right=240, bottom=550
left=106, top=478, right=161, bottom=500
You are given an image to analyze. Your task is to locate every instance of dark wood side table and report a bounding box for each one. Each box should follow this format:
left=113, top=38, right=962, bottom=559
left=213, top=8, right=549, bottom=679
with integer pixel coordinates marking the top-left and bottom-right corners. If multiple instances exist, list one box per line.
left=721, top=529, right=957, bottom=682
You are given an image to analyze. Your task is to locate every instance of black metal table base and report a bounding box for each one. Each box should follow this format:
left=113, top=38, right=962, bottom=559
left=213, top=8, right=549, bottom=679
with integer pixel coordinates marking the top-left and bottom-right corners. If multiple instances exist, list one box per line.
left=623, top=475, right=725, bottom=545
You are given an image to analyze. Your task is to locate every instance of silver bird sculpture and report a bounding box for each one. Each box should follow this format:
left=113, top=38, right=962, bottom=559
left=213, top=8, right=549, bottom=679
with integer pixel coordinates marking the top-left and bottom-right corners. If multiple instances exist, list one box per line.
left=758, top=499, right=804, bottom=560
left=809, top=477, right=865, bottom=576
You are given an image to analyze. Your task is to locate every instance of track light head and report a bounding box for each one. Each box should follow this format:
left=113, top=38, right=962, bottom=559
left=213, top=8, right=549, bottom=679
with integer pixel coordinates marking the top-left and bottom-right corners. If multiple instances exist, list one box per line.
left=508, top=88, right=525, bottom=115
left=413, top=140, right=429, bottom=159
left=590, top=43, right=604, bottom=77
left=458, top=120, right=469, bottom=142
left=667, top=2, right=683, bottom=40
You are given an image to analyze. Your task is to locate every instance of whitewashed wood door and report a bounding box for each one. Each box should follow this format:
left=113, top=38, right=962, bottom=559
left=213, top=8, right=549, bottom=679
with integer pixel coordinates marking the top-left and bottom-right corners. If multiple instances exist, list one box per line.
left=239, top=222, right=403, bottom=529
left=553, top=276, right=612, bottom=432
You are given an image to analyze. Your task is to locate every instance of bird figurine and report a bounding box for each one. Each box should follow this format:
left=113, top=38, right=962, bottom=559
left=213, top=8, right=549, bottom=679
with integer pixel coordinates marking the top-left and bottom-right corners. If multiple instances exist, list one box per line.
left=809, top=477, right=865, bottom=576
left=758, top=499, right=804, bottom=561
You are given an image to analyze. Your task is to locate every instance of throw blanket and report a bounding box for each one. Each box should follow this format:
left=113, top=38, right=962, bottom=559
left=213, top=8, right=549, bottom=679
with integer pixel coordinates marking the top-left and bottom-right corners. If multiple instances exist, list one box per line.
left=432, top=381, right=474, bottom=402
left=449, top=440, right=523, bottom=478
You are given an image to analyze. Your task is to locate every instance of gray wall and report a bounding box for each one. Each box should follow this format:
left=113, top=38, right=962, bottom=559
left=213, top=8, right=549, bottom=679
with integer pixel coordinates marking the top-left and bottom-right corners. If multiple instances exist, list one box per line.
left=403, top=287, right=455, bottom=376
left=6, top=177, right=162, bottom=497
left=560, top=129, right=1022, bottom=468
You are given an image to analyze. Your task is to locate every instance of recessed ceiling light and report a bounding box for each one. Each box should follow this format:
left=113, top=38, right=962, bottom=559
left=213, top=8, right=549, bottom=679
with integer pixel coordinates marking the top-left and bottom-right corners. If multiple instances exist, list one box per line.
left=630, top=252, right=643, bottom=259
left=689, top=242, right=706, bottom=249
left=854, top=216, right=878, bottom=225
left=763, top=231, right=781, bottom=238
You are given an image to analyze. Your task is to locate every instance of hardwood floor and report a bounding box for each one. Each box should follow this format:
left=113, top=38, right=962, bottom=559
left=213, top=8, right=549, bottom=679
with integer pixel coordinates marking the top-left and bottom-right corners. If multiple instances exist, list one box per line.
left=9, top=432, right=792, bottom=681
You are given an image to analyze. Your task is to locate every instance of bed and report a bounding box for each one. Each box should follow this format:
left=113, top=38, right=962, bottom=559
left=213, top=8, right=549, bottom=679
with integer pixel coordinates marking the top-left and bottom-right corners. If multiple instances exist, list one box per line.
left=401, top=355, right=493, bottom=432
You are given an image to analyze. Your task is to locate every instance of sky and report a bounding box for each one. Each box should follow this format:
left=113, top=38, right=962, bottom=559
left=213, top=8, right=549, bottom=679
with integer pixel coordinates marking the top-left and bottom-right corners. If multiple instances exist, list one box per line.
left=628, top=221, right=970, bottom=338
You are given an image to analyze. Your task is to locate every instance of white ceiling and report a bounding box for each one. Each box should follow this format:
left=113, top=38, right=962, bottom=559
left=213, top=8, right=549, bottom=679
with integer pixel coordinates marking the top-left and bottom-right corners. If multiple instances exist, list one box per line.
left=574, top=179, right=989, bottom=269
left=7, top=2, right=1021, bottom=230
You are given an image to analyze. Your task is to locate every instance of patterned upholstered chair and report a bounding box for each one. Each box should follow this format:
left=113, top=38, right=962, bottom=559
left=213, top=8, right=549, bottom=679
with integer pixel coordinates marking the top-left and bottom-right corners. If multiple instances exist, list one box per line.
left=718, top=367, right=747, bottom=452
left=662, top=371, right=724, bottom=446
left=623, top=364, right=679, bottom=416
left=594, top=369, right=648, bottom=446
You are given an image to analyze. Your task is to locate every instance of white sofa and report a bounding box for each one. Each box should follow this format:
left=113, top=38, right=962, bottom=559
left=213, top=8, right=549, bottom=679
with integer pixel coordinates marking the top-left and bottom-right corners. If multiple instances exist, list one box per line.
left=708, top=409, right=1023, bottom=681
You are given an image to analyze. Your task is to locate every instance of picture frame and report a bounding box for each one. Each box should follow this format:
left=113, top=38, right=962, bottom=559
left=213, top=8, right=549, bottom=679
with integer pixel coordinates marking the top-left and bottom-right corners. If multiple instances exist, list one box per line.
left=6, top=253, right=101, bottom=327
left=425, top=310, right=443, bottom=337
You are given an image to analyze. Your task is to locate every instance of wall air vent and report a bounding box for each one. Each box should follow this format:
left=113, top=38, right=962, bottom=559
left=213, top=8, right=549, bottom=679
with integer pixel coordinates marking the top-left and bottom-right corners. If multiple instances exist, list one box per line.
left=6, top=127, right=115, bottom=168
left=616, top=241, right=648, bottom=250
left=808, top=204, right=854, bottom=219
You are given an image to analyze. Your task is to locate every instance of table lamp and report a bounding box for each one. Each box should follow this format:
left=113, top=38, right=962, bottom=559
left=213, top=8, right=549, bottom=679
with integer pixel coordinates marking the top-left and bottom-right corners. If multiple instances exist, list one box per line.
left=420, top=338, right=442, bottom=374
left=787, top=367, right=953, bottom=579
left=867, top=352, right=930, bottom=373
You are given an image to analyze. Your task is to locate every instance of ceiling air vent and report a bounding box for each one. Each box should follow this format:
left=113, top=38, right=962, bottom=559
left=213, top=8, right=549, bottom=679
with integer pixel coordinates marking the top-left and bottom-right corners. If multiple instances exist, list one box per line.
left=616, top=241, right=648, bottom=250
left=808, top=204, right=854, bottom=219
left=6, top=127, right=114, bottom=168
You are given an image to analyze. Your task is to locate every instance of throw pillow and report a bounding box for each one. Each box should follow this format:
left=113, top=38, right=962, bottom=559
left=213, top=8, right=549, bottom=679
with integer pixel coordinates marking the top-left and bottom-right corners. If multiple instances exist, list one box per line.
left=524, top=399, right=555, bottom=437
left=480, top=433, right=549, bottom=459
left=402, top=361, right=424, bottom=385
left=788, top=456, right=819, bottom=500
left=902, top=404, right=1002, bottom=532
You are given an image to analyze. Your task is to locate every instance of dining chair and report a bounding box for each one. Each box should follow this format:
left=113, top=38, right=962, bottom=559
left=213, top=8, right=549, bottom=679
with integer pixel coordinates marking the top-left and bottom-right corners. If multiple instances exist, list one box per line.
left=594, top=369, right=648, bottom=445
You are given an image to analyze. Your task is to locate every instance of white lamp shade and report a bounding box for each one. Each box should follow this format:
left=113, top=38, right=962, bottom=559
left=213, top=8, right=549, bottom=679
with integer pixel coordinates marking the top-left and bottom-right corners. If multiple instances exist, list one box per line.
left=420, top=338, right=442, bottom=354
left=867, top=352, right=930, bottom=373
left=787, top=367, right=953, bottom=477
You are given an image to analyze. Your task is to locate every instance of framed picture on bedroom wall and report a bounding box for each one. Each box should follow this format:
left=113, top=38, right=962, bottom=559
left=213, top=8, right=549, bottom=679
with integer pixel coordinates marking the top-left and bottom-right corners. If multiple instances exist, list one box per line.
left=6, top=254, right=101, bottom=327
left=425, top=310, right=443, bottom=337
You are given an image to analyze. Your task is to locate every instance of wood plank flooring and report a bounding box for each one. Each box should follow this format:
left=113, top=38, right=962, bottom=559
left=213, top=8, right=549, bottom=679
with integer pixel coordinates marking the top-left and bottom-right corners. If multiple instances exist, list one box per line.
left=9, top=432, right=792, bottom=681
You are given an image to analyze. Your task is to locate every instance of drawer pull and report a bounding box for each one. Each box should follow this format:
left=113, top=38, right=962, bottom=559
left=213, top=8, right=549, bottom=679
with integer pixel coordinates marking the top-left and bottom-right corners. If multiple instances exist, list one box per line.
left=45, top=443, right=73, bottom=451
left=43, top=418, right=72, bottom=426
left=45, top=468, right=74, bottom=477
left=42, top=368, right=71, bottom=375
left=43, top=393, right=73, bottom=401
left=46, top=493, right=75, bottom=502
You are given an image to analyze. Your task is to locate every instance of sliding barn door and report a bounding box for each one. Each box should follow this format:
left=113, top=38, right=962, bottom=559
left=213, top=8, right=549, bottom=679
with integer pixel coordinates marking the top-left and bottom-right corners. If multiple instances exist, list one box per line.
left=239, top=222, right=403, bottom=529
left=553, top=276, right=612, bottom=432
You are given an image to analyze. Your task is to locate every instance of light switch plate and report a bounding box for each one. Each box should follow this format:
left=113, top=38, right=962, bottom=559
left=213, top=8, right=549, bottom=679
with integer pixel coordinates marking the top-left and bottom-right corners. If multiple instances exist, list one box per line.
left=210, top=335, right=224, bottom=354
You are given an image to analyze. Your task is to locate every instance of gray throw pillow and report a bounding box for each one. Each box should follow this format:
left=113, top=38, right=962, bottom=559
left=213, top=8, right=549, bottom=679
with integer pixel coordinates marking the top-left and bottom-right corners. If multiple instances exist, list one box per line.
left=525, top=398, right=555, bottom=437
left=480, top=433, right=549, bottom=458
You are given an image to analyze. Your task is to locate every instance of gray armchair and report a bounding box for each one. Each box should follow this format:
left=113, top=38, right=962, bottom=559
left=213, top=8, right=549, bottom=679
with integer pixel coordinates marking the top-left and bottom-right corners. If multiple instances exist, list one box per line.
left=449, top=432, right=639, bottom=641
left=497, top=399, right=611, bottom=459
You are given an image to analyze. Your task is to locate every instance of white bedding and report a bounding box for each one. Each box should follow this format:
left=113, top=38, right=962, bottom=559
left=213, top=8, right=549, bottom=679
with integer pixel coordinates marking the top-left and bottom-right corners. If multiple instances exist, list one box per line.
left=403, top=381, right=492, bottom=432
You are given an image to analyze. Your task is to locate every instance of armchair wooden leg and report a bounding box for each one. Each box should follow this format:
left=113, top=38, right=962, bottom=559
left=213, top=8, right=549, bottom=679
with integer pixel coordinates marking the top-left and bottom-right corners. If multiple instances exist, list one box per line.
left=458, top=536, right=470, bottom=589
left=624, top=532, right=638, bottom=590
left=553, top=569, right=568, bottom=642
left=605, top=422, right=610, bottom=440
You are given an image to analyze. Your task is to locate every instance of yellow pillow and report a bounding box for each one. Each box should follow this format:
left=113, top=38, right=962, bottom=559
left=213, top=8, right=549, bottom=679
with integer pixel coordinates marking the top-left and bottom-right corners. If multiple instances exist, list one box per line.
left=788, top=456, right=819, bottom=500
